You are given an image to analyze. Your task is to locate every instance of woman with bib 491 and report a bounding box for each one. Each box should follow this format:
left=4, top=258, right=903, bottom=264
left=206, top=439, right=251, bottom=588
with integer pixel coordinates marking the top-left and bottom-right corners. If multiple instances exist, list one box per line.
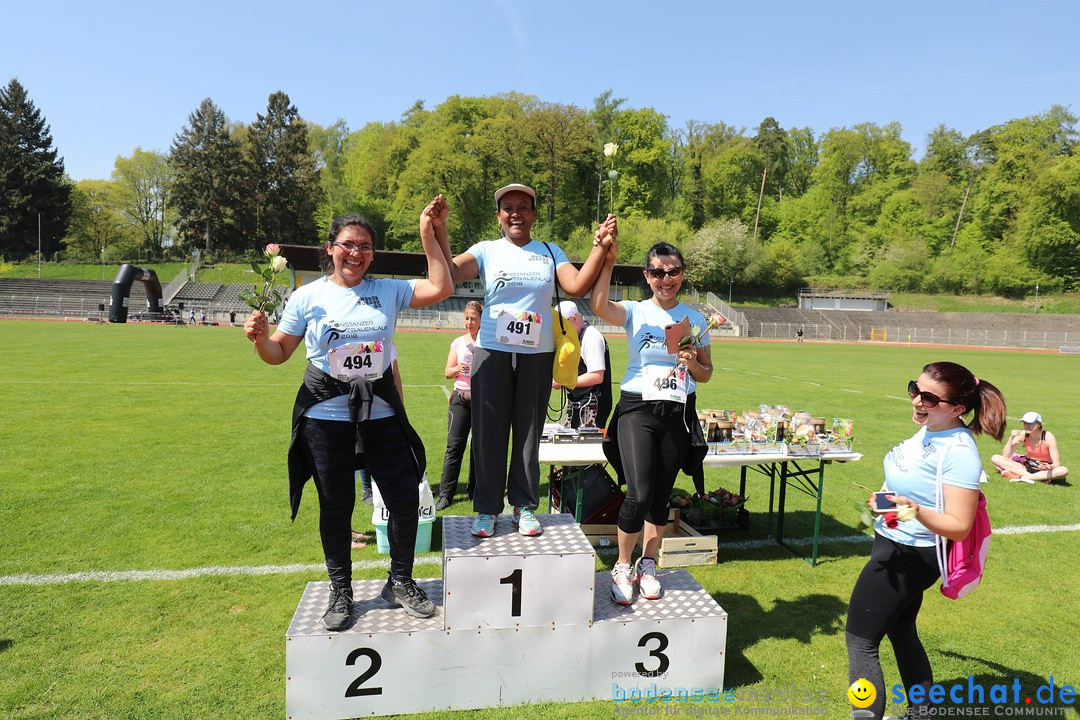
left=447, top=183, right=617, bottom=539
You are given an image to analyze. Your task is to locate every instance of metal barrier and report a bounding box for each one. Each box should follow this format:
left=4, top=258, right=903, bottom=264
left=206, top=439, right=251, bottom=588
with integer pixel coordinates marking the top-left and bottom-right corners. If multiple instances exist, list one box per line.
left=755, top=322, right=1077, bottom=349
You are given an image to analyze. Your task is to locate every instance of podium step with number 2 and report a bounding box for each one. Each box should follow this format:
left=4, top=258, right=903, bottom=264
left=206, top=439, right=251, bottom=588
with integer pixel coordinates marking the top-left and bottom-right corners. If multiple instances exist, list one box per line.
left=285, top=513, right=727, bottom=718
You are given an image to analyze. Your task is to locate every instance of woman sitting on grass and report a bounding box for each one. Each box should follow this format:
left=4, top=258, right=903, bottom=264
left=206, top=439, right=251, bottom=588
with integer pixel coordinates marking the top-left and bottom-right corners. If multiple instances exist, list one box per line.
left=991, top=411, right=1068, bottom=484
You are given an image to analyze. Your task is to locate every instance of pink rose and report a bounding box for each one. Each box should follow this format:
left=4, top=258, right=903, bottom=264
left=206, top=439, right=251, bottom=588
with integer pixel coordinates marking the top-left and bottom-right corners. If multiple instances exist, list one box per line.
left=265, top=243, right=282, bottom=257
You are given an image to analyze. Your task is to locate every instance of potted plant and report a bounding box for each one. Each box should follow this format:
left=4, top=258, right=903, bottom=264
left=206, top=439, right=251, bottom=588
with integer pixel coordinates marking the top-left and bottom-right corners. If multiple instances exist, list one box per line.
left=670, top=487, right=750, bottom=532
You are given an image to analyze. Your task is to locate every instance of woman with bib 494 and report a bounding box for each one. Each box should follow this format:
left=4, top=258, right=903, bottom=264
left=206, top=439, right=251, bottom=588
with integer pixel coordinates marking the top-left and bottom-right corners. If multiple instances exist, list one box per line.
left=590, top=241, right=712, bottom=605
left=447, top=183, right=617, bottom=539
left=243, top=197, right=453, bottom=631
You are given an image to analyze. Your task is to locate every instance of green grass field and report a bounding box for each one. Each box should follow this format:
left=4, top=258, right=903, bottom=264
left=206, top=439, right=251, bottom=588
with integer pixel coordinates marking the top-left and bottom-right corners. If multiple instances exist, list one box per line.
left=1, top=321, right=1078, bottom=719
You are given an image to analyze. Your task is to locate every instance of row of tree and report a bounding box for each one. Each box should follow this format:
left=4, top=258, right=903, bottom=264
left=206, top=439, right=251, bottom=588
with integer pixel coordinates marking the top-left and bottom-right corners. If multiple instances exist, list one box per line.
left=3, top=77, right=1078, bottom=294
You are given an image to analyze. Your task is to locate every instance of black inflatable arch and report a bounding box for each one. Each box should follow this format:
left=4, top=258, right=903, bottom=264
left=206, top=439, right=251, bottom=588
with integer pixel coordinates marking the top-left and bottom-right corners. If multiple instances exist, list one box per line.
left=109, top=264, right=166, bottom=323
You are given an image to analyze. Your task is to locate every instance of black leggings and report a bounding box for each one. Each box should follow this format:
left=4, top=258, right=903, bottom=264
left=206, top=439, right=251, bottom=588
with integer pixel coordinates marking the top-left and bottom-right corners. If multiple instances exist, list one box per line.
left=614, top=396, right=690, bottom=534
left=846, top=533, right=942, bottom=720
left=299, top=417, right=421, bottom=589
left=438, top=391, right=474, bottom=500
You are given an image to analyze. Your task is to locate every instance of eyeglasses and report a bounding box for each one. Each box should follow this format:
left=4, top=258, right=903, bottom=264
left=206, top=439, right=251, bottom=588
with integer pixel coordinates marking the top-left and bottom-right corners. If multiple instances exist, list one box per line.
left=644, top=266, right=684, bottom=280
left=907, top=380, right=955, bottom=408
left=331, top=241, right=374, bottom=254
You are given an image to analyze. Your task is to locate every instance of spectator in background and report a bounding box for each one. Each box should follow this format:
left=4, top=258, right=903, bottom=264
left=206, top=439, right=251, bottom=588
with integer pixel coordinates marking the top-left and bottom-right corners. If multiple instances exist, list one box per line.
left=188, top=308, right=196, bottom=325
left=991, top=411, right=1068, bottom=484
left=435, top=300, right=483, bottom=510
left=200, top=309, right=207, bottom=325
left=552, top=300, right=612, bottom=430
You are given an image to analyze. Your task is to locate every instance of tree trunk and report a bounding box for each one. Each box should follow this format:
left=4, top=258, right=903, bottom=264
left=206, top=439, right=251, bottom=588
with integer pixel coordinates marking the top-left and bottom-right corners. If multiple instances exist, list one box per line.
left=950, top=177, right=973, bottom=248
left=752, top=165, right=768, bottom=244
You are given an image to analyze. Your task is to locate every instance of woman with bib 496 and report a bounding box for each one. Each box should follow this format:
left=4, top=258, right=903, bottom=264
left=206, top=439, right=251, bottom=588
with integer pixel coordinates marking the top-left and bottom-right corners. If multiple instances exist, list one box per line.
left=590, top=241, right=712, bottom=605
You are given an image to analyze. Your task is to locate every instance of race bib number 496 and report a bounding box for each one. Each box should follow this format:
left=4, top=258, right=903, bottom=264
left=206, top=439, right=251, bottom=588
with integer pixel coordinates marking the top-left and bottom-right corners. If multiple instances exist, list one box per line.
left=642, top=364, right=688, bottom=404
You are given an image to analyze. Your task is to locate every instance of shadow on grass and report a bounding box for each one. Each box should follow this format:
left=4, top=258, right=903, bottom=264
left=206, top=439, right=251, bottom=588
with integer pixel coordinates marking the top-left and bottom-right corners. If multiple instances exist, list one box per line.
left=881, top=652, right=1080, bottom=716
left=712, top=592, right=847, bottom=687
left=0, top=639, right=11, bottom=654
left=704, top=509, right=873, bottom=566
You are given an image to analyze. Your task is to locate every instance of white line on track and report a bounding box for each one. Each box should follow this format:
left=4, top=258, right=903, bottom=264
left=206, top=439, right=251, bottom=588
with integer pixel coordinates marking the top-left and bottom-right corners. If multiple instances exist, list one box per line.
left=0, top=555, right=443, bottom=586
left=4, top=524, right=1078, bottom=586
left=803, top=381, right=821, bottom=386
left=841, top=388, right=862, bottom=393
left=1, top=381, right=448, bottom=391
left=771, top=376, right=789, bottom=380
left=885, top=395, right=908, bottom=401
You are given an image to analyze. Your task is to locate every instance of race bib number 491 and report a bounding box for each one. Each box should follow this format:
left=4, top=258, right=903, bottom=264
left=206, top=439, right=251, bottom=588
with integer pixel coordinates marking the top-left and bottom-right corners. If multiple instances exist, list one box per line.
left=496, top=310, right=543, bottom=347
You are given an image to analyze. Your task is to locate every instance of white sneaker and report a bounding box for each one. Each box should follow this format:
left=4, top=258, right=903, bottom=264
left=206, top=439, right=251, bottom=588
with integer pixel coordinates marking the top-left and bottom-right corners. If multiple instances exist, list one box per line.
left=610, top=563, right=636, bottom=605
left=635, top=557, right=663, bottom=600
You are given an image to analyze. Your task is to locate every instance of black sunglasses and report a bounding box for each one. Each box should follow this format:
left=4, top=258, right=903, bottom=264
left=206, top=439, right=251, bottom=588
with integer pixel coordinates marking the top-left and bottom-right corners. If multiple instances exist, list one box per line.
left=907, top=380, right=955, bottom=408
left=644, top=266, right=684, bottom=279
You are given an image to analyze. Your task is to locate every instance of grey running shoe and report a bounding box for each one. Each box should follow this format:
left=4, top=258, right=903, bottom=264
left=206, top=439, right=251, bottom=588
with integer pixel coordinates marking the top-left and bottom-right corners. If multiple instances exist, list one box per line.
left=321, top=585, right=354, bottom=631
left=381, top=578, right=436, bottom=618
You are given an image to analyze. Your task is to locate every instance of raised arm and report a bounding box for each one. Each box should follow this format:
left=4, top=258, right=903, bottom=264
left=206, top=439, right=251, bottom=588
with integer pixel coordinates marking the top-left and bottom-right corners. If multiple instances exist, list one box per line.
left=411, top=195, right=455, bottom=308
left=556, top=214, right=618, bottom=297
left=450, top=252, right=479, bottom=285
left=1001, top=429, right=1023, bottom=457
left=589, top=238, right=626, bottom=326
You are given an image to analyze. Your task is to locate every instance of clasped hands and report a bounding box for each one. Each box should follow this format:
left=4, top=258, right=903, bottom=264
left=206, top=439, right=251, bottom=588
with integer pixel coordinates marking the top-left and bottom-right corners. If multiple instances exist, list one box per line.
left=594, top=214, right=618, bottom=263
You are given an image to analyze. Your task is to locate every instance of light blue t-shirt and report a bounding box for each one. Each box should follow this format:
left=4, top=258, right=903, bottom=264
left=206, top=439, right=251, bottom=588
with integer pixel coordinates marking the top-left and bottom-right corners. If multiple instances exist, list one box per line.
left=277, top=275, right=415, bottom=421
left=467, top=238, right=569, bottom=354
left=876, top=426, right=983, bottom=547
left=619, top=300, right=709, bottom=395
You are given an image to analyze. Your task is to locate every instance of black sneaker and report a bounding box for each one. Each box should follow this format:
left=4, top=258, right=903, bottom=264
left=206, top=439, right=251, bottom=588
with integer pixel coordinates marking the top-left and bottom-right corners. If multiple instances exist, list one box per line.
left=321, top=586, right=354, bottom=631
left=435, top=496, right=451, bottom=511
left=380, top=578, right=436, bottom=618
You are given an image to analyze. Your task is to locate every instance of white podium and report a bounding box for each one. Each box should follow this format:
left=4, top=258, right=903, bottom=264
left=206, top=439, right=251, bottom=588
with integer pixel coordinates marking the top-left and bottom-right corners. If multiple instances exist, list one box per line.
left=285, top=513, right=727, bottom=719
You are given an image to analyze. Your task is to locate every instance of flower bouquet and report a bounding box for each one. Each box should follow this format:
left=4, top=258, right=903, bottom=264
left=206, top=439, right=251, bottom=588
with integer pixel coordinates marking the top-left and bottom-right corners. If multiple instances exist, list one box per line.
left=670, top=487, right=750, bottom=532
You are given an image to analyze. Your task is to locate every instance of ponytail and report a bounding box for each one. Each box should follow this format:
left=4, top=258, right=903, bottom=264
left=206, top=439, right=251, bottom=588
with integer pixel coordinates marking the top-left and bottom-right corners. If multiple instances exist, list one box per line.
left=923, top=361, right=1007, bottom=441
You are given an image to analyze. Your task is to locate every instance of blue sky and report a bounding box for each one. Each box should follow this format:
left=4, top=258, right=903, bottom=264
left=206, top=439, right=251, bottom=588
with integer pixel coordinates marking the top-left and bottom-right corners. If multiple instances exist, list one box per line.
left=4, top=0, right=1078, bottom=182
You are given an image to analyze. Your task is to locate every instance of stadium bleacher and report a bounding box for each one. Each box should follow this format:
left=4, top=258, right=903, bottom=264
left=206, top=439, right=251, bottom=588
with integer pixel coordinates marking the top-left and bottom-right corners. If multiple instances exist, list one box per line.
left=3, top=276, right=1079, bottom=349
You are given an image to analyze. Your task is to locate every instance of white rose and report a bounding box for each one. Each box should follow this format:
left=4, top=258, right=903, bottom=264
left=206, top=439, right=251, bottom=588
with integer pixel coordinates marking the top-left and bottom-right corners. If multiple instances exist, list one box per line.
left=270, top=255, right=288, bottom=273
left=604, top=142, right=619, bottom=158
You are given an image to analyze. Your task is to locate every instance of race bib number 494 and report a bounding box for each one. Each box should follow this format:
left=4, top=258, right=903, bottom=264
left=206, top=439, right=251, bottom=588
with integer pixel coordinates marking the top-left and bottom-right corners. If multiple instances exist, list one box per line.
left=496, top=310, right=543, bottom=347
left=329, top=342, right=385, bottom=382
